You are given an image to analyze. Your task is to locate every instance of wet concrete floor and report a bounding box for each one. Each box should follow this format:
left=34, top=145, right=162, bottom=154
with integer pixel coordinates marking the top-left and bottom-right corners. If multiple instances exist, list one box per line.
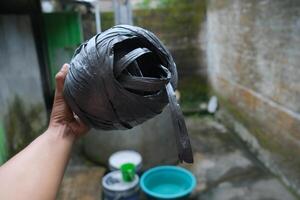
left=58, top=116, right=298, bottom=200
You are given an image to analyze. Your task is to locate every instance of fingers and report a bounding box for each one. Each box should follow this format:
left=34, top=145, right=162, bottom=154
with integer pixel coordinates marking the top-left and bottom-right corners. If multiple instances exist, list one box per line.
left=55, top=64, right=69, bottom=94
left=51, top=63, right=89, bottom=137
left=74, top=115, right=90, bottom=134
left=69, top=116, right=90, bottom=136
left=50, top=64, right=73, bottom=124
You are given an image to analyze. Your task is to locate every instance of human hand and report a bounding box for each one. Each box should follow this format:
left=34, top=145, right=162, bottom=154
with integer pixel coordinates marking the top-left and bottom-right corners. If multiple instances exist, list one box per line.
left=49, top=64, right=89, bottom=137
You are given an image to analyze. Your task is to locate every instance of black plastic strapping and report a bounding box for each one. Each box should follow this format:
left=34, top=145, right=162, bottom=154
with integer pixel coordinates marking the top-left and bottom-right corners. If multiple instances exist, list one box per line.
left=64, top=25, right=193, bottom=163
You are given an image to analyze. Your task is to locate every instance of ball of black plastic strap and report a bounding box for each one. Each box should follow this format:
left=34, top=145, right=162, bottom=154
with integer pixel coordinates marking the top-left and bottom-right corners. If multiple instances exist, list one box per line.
left=63, top=25, right=178, bottom=130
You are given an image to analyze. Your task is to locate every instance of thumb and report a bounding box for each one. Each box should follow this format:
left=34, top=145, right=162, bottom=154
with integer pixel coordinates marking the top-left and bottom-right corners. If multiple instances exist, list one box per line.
left=55, top=64, right=69, bottom=95
left=50, top=64, right=73, bottom=123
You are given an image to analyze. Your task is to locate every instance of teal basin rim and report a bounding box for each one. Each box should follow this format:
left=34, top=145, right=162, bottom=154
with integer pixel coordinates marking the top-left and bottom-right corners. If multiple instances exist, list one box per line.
left=140, top=166, right=196, bottom=199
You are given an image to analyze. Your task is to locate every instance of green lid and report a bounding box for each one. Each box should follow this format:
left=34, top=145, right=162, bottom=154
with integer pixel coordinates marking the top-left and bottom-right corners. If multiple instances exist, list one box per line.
left=121, top=163, right=136, bottom=182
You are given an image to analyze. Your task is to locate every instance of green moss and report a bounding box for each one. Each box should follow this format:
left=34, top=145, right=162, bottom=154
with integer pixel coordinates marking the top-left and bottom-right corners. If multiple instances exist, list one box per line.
left=101, top=12, right=114, bottom=31
left=4, top=96, right=46, bottom=157
left=178, top=75, right=209, bottom=110
left=134, top=0, right=206, bottom=45
left=171, top=46, right=202, bottom=75
left=217, top=95, right=300, bottom=187
left=215, top=94, right=300, bottom=197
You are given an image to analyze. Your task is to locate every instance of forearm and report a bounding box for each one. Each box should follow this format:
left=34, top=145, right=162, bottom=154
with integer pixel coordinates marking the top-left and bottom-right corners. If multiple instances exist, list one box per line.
left=0, top=125, right=75, bottom=200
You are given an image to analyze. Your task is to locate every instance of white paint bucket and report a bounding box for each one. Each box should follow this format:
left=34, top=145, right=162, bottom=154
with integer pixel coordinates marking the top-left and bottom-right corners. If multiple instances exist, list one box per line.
left=102, top=170, right=140, bottom=200
left=109, top=150, right=142, bottom=174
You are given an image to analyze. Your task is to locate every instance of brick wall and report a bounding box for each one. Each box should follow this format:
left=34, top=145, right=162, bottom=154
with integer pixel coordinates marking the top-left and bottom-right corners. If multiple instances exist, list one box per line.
left=205, top=0, right=300, bottom=194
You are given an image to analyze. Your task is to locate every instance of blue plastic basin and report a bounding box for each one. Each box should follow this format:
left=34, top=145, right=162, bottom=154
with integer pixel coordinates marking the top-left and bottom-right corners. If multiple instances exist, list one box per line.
left=140, top=166, right=196, bottom=199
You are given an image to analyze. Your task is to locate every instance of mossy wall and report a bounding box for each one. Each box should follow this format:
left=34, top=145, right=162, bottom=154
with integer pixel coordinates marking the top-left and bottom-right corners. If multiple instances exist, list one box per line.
left=4, top=96, right=46, bottom=157
left=206, top=0, right=300, bottom=195
left=134, top=0, right=206, bottom=78
left=0, top=15, right=48, bottom=161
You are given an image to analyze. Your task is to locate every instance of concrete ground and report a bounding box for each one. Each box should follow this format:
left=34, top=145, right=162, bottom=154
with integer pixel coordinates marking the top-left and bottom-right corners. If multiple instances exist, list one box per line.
left=58, top=116, right=298, bottom=200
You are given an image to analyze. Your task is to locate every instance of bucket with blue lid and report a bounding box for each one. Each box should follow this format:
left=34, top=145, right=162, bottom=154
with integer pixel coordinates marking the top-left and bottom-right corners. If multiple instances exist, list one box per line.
left=102, top=162, right=140, bottom=200
left=140, top=166, right=196, bottom=199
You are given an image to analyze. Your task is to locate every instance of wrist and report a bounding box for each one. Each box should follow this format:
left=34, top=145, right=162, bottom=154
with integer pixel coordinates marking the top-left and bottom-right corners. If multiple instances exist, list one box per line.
left=46, top=124, right=76, bottom=143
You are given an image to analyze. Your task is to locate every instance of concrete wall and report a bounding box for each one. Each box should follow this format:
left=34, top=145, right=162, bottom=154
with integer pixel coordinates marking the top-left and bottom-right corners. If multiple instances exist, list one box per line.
left=134, top=2, right=206, bottom=78
left=0, top=15, right=47, bottom=157
left=205, top=0, right=300, bottom=194
left=0, top=15, right=45, bottom=116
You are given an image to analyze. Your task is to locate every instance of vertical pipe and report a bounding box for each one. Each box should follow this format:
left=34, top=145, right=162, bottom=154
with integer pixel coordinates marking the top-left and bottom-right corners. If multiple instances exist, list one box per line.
left=95, top=1, right=101, bottom=33
left=113, top=0, right=120, bottom=25
left=113, top=0, right=133, bottom=25
left=126, top=0, right=133, bottom=25
left=31, top=0, right=53, bottom=114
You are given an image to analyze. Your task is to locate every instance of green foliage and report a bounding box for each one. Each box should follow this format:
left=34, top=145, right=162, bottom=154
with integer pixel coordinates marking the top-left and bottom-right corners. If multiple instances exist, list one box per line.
left=5, top=96, right=46, bottom=157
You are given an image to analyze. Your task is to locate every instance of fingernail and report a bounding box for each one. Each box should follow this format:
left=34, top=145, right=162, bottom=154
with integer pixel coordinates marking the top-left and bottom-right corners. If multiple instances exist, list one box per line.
left=62, top=63, right=69, bottom=71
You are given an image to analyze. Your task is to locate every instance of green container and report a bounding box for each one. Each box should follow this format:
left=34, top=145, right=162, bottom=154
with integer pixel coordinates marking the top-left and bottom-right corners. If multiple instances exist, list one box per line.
left=43, top=12, right=83, bottom=90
